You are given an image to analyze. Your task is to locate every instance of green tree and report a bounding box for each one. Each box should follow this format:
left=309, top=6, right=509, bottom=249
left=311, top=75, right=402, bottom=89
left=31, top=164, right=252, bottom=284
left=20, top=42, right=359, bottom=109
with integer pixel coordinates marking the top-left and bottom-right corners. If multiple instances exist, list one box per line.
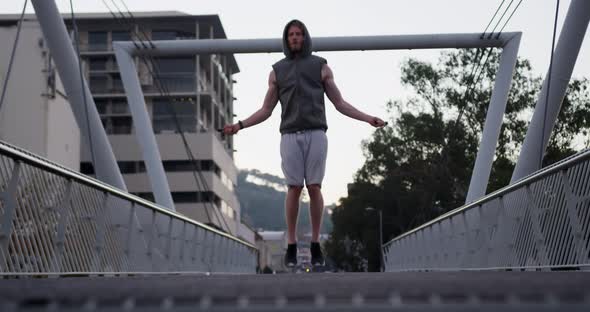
left=325, top=49, right=590, bottom=272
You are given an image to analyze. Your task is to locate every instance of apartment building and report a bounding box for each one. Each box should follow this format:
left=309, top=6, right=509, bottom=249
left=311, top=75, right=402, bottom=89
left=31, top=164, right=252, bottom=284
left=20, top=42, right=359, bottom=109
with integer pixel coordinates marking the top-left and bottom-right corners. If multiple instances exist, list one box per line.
left=0, top=12, right=245, bottom=237
left=71, top=12, right=240, bottom=235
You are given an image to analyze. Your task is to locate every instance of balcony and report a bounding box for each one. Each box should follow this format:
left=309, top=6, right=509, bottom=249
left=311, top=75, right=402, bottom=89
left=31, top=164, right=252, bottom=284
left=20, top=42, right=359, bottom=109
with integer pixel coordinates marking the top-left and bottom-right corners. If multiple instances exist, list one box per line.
left=144, top=73, right=197, bottom=94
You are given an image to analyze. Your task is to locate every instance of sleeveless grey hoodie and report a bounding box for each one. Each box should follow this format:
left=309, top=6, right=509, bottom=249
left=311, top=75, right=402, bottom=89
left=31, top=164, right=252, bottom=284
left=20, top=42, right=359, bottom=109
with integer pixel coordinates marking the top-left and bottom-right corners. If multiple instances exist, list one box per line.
left=272, top=20, right=328, bottom=134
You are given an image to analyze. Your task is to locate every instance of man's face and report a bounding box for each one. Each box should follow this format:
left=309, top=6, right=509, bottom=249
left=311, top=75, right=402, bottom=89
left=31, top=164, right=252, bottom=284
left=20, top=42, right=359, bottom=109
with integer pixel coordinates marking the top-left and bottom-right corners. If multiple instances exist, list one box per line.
left=287, top=25, right=304, bottom=54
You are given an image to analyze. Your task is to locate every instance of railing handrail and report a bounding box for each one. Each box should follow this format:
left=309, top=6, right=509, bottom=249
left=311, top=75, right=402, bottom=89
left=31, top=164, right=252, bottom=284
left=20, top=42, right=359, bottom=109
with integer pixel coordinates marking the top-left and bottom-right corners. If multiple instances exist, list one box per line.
left=0, top=139, right=256, bottom=250
left=384, top=148, right=590, bottom=247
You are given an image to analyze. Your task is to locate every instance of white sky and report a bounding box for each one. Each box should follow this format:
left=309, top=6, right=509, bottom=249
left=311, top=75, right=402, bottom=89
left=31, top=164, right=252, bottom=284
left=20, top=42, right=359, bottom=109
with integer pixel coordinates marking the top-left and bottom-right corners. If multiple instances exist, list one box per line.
left=2, top=0, right=589, bottom=205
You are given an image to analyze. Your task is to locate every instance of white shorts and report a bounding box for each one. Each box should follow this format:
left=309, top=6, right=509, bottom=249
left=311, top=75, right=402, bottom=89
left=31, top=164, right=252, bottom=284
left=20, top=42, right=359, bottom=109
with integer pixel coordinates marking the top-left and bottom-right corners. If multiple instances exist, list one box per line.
left=280, top=129, right=328, bottom=187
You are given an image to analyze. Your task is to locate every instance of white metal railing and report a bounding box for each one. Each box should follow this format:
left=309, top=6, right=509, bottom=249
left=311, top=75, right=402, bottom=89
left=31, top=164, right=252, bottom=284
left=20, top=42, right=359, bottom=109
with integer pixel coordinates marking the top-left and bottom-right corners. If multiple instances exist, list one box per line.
left=383, top=149, right=590, bottom=271
left=0, top=140, right=257, bottom=274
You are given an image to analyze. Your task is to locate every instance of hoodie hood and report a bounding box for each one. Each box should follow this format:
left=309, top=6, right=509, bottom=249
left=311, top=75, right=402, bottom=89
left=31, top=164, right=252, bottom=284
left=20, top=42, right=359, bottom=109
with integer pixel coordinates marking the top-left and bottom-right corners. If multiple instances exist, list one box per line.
left=282, top=19, right=313, bottom=59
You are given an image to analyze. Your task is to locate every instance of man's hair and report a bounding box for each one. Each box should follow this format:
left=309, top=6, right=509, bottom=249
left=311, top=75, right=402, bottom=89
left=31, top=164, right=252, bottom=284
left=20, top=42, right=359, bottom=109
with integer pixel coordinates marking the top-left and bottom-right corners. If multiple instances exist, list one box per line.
left=286, top=20, right=305, bottom=36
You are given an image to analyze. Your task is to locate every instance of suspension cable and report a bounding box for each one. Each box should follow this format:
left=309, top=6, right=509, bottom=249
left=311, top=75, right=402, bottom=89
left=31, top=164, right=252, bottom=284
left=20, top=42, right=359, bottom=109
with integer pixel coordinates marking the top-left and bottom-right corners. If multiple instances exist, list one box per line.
left=495, top=0, right=525, bottom=38
left=539, top=0, right=561, bottom=168
left=481, top=0, right=507, bottom=38
left=487, top=0, right=516, bottom=39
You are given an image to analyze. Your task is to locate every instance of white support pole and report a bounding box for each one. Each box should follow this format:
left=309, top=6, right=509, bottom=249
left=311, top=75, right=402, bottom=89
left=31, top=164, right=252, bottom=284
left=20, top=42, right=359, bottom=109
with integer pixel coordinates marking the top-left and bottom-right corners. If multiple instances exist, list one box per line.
left=117, top=33, right=513, bottom=57
left=511, top=0, right=590, bottom=182
left=113, top=43, right=176, bottom=211
left=30, top=0, right=126, bottom=190
left=465, top=33, right=522, bottom=203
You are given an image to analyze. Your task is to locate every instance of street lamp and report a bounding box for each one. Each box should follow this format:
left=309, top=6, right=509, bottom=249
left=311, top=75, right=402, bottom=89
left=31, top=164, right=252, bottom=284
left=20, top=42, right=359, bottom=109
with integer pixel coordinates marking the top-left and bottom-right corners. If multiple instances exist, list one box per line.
left=365, top=207, right=384, bottom=272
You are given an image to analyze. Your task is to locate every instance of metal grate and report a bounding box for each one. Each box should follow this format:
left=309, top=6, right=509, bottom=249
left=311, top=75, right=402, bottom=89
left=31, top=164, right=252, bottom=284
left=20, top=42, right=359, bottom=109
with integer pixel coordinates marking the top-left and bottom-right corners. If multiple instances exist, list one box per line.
left=383, top=149, right=590, bottom=271
left=0, top=140, right=257, bottom=274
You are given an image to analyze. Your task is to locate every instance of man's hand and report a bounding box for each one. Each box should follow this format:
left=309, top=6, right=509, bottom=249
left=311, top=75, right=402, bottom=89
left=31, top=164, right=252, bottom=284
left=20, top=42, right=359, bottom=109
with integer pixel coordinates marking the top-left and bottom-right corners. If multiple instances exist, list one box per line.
left=222, top=124, right=240, bottom=135
left=368, top=116, right=387, bottom=128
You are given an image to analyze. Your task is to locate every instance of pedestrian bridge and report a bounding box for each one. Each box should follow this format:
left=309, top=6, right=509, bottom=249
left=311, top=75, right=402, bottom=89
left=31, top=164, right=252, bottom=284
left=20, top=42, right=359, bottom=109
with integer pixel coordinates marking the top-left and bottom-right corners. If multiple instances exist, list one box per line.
left=1, top=0, right=590, bottom=310
left=0, top=131, right=589, bottom=311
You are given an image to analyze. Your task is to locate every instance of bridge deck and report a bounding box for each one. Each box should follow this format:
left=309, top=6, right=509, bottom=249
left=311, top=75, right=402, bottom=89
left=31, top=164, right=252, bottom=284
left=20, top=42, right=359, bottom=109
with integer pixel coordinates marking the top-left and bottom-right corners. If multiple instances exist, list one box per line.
left=1, top=272, right=589, bottom=310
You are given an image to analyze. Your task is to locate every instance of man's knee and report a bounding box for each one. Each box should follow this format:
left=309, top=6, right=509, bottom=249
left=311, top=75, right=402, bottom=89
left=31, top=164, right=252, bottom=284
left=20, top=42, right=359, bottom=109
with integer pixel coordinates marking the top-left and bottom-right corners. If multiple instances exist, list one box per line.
left=288, top=185, right=304, bottom=194
left=306, top=184, right=322, bottom=197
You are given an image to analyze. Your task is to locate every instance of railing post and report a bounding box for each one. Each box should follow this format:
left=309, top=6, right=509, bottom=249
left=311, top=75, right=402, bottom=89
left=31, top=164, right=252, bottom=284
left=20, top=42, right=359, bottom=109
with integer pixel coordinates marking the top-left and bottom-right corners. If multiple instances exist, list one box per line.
left=179, top=221, right=187, bottom=271
left=0, top=161, right=21, bottom=272
left=474, top=206, right=487, bottom=267
left=164, top=217, right=173, bottom=270
left=459, top=212, right=471, bottom=268
left=485, top=198, right=502, bottom=267
left=560, top=170, right=589, bottom=266
left=91, top=192, right=109, bottom=272
left=525, top=185, right=550, bottom=266
left=51, top=180, right=73, bottom=272
left=123, top=202, right=136, bottom=272
left=191, top=226, right=201, bottom=268
left=146, top=210, right=157, bottom=271
left=201, top=230, right=211, bottom=272
left=232, top=241, right=240, bottom=273
left=210, top=234, right=218, bottom=272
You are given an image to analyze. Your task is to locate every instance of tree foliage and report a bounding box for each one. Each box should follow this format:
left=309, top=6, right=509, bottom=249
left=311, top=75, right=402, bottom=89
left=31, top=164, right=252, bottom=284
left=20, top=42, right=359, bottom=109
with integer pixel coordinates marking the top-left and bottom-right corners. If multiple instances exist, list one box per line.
left=325, top=49, right=590, bottom=272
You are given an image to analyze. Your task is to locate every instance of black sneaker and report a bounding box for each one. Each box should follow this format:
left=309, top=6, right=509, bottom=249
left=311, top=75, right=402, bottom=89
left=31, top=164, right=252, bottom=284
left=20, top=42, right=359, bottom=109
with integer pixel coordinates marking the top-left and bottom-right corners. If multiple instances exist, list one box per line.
left=310, top=242, right=325, bottom=266
left=284, top=243, right=297, bottom=267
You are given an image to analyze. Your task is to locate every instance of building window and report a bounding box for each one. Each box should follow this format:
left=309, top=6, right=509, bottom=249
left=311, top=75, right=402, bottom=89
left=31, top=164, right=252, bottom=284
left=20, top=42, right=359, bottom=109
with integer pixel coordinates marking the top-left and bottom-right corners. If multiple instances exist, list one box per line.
left=80, top=162, right=94, bottom=175
left=133, top=192, right=154, bottom=202
left=171, top=191, right=199, bottom=203
left=88, top=31, right=108, bottom=51
left=171, top=191, right=214, bottom=203
left=95, top=99, right=130, bottom=116
left=151, top=58, right=196, bottom=93
left=82, top=160, right=221, bottom=175
left=110, top=99, right=129, bottom=114
left=154, top=58, right=195, bottom=73
left=110, top=116, right=132, bottom=134
left=81, top=161, right=145, bottom=174
left=111, top=74, right=124, bottom=93
left=201, top=160, right=213, bottom=172
left=89, top=75, right=108, bottom=93
left=152, top=30, right=176, bottom=41
left=153, top=98, right=197, bottom=133
left=152, top=30, right=194, bottom=41
left=89, top=57, right=108, bottom=71
left=95, top=99, right=108, bottom=114
left=133, top=192, right=217, bottom=204
left=220, top=200, right=234, bottom=219
left=163, top=160, right=198, bottom=172
left=111, top=31, right=131, bottom=43
left=220, top=170, right=234, bottom=192
left=118, top=161, right=137, bottom=174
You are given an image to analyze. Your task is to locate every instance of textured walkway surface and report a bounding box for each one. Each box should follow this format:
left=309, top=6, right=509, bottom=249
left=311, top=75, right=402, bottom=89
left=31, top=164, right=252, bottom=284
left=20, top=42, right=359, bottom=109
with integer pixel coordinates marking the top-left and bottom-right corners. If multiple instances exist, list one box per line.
left=1, top=271, right=590, bottom=311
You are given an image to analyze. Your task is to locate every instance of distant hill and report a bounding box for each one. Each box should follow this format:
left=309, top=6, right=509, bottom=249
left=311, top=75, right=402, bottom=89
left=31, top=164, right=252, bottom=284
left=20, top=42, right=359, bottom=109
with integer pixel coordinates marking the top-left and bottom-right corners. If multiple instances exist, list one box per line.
left=237, top=169, right=333, bottom=233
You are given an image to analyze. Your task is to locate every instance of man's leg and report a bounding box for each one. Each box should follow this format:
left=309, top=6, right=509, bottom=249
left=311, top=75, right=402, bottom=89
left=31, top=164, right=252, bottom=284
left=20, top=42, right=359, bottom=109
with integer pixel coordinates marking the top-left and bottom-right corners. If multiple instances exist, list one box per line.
left=306, top=184, right=324, bottom=242
left=285, top=185, right=303, bottom=244
left=303, top=130, right=328, bottom=243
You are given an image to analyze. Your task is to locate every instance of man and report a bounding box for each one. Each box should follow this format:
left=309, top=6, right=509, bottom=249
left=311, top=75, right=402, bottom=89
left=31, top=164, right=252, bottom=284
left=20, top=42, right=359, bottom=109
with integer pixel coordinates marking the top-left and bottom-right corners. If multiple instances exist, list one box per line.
left=223, top=20, right=386, bottom=268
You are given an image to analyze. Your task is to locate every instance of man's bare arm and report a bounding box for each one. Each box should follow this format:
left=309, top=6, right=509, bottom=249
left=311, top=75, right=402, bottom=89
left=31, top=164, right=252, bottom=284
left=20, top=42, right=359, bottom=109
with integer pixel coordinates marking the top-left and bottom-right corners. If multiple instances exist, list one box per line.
left=223, top=71, right=279, bottom=135
left=322, top=64, right=386, bottom=127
